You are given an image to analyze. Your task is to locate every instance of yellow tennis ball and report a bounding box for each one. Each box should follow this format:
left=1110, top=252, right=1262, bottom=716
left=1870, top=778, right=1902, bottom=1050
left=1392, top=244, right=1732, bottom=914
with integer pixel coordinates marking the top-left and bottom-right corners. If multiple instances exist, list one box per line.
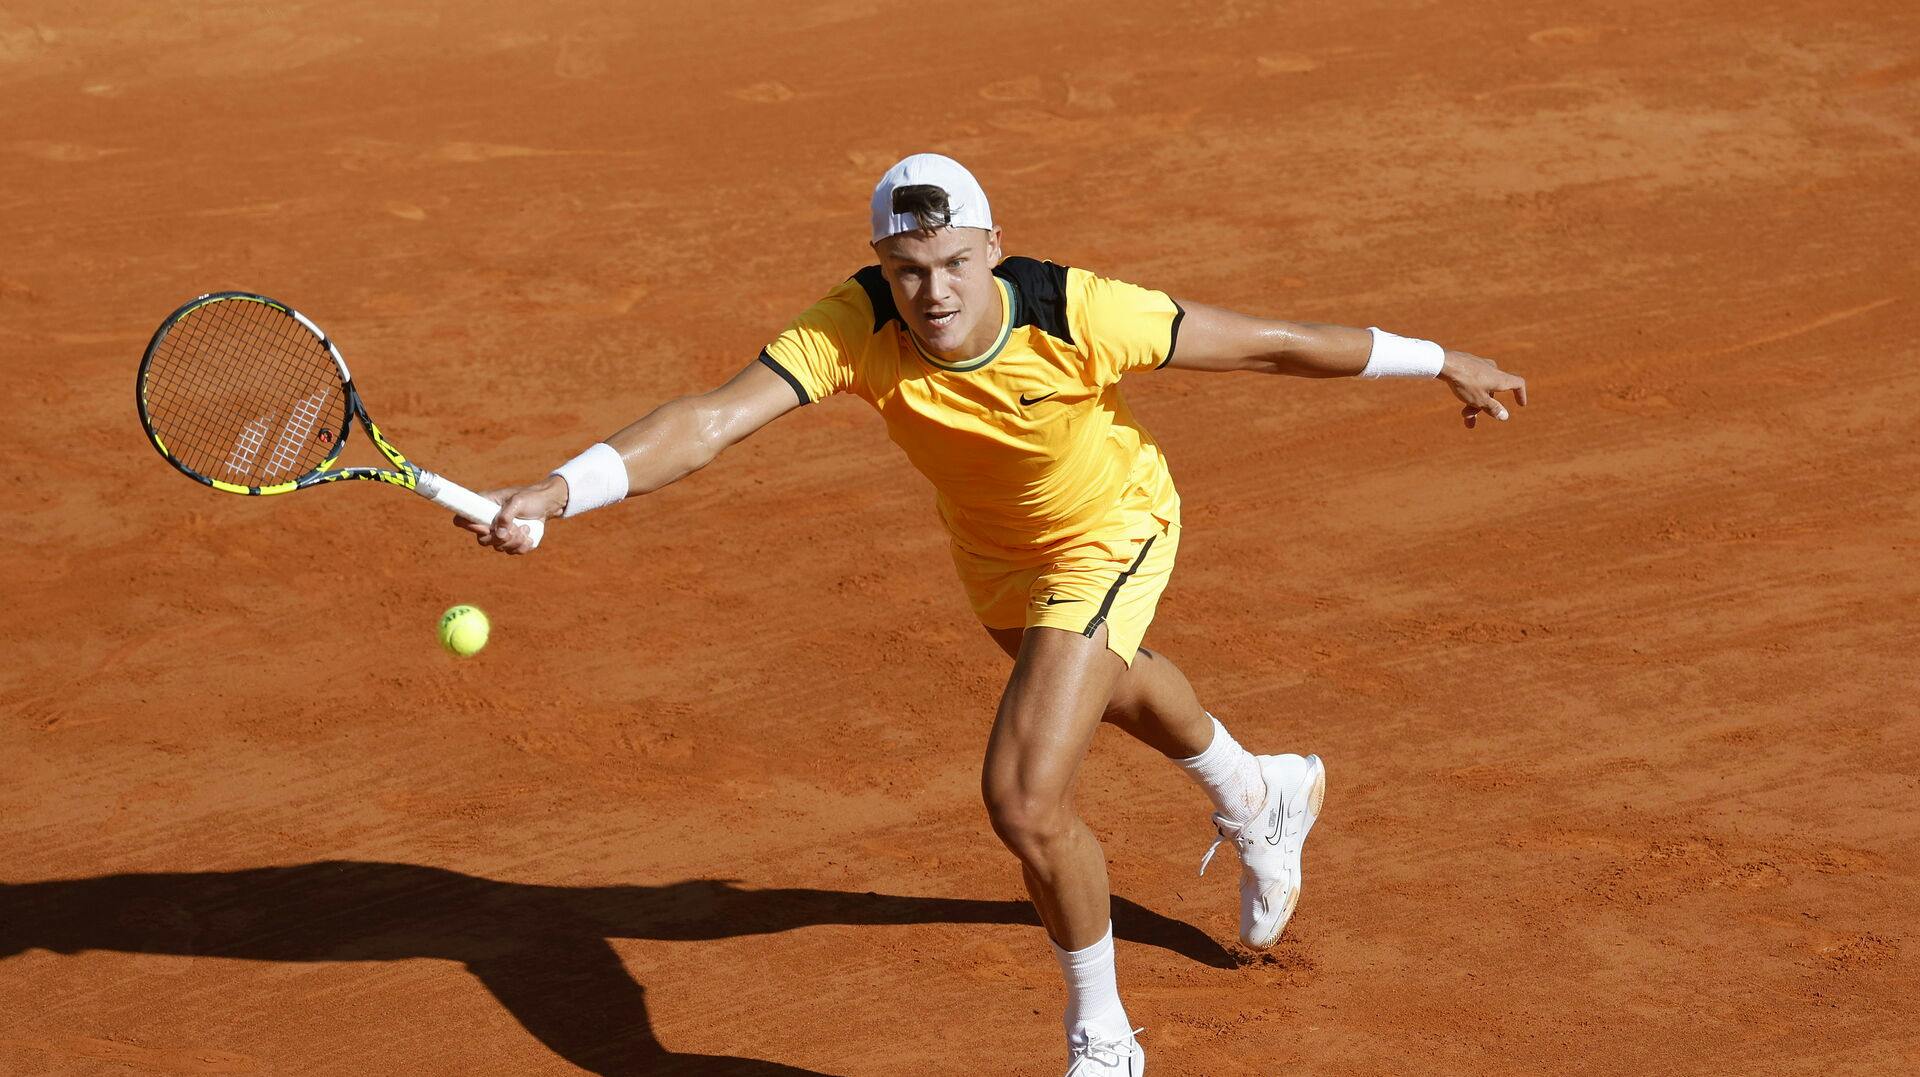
left=437, top=604, right=490, bottom=658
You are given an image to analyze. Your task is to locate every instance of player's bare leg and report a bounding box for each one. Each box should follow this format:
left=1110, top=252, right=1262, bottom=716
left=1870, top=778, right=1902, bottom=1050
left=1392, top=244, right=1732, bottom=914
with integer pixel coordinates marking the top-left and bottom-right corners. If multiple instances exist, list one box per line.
left=988, top=629, right=1327, bottom=951
left=983, top=625, right=1126, bottom=947
left=1097, top=645, right=1215, bottom=758
left=980, top=625, right=1143, bottom=1072
left=988, top=631, right=1224, bottom=759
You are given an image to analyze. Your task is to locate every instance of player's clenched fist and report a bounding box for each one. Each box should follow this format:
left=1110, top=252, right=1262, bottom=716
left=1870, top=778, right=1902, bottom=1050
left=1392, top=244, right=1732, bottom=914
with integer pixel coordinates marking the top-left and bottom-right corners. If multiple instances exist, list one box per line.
left=455, top=477, right=568, bottom=554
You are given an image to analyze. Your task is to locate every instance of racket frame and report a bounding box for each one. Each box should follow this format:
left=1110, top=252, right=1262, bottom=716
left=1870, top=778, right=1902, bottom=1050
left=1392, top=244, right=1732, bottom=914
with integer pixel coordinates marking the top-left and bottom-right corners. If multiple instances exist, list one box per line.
left=137, top=292, right=543, bottom=545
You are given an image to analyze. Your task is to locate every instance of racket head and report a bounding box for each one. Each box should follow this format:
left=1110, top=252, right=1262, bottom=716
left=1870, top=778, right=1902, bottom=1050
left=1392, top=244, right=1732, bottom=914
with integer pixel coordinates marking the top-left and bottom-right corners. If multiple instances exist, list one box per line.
left=138, top=292, right=356, bottom=495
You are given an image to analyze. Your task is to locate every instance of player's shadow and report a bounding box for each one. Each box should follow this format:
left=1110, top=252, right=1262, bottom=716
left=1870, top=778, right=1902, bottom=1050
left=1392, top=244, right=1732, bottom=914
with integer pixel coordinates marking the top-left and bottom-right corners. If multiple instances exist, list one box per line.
left=0, top=860, right=1233, bottom=1075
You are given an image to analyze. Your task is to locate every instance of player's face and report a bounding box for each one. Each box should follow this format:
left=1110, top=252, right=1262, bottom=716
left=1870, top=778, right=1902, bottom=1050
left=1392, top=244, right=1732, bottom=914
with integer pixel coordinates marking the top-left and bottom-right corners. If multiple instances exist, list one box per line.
left=874, top=226, right=1004, bottom=360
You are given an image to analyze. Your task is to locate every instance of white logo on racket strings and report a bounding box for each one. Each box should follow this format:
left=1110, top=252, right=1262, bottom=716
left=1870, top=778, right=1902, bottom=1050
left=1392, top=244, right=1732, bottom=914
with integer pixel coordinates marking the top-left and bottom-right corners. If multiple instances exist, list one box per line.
left=262, top=391, right=330, bottom=477
left=224, top=416, right=270, bottom=476
left=223, top=390, right=328, bottom=478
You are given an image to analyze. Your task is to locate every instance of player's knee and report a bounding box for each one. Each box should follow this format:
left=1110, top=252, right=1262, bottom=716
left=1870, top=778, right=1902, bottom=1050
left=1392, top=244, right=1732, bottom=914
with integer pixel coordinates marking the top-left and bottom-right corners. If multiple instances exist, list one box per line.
left=1101, top=647, right=1178, bottom=728
left=980, top=779, right=1070, bottom=861
left=1101, top=671, right=1148, bottom=728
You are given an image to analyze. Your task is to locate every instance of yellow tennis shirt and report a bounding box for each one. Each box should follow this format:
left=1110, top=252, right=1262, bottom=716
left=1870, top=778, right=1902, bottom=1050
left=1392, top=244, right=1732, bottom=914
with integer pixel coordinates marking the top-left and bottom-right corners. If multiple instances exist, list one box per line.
left=759, top=258, right=1184, bottom=561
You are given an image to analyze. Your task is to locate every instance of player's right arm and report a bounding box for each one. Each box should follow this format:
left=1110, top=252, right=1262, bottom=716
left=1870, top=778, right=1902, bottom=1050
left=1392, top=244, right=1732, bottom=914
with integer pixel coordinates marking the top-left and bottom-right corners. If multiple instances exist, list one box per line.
left=456, top=357, right=804, bottom=553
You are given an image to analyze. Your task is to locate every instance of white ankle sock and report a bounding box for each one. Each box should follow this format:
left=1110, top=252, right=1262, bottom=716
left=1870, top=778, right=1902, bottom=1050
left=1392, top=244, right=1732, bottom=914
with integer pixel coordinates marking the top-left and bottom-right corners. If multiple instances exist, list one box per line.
left=1051, top=923, right=1131, bottom=1041
left=1173, top=714, right=1267, bottom=824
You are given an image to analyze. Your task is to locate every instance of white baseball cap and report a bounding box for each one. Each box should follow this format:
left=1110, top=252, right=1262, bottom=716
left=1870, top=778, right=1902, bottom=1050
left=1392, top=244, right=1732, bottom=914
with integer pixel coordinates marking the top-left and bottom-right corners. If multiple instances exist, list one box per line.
left=869, top=153, right=993, bottom=243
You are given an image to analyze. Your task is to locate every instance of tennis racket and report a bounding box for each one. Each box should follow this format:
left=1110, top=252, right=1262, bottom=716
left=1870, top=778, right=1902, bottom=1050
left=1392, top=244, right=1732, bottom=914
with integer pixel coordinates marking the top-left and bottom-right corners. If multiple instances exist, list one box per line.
left=136, top=291, right=543, bottom=547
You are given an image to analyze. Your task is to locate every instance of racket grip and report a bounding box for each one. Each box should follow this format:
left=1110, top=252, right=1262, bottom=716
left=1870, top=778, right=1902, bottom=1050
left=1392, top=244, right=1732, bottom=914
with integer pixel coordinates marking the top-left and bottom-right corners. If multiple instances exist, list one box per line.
left=416, top=470, right=546, bottom=550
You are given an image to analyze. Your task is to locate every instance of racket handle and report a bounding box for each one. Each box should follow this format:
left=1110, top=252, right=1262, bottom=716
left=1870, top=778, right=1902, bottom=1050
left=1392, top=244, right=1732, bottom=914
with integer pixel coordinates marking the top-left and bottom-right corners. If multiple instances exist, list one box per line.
left=415, top=469, right=546, bottom=550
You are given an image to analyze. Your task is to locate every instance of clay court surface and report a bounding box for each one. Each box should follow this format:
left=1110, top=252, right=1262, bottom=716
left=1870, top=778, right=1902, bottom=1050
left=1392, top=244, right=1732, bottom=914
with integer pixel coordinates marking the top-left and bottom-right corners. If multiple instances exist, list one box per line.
left=3, top=1, right=1917, bottom=1073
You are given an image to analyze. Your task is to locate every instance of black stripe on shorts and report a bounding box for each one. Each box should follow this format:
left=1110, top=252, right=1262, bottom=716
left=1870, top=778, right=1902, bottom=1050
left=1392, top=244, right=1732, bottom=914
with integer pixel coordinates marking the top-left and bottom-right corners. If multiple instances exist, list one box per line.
left=1082, top=534, right=1158, bottom=639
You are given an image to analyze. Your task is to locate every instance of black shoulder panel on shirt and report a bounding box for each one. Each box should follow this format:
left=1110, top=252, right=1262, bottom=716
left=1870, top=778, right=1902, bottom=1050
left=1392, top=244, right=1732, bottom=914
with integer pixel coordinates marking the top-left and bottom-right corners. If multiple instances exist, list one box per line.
left=851, top=265, right=899, bottom=333
left=994, top=257, right=1074, bottom=346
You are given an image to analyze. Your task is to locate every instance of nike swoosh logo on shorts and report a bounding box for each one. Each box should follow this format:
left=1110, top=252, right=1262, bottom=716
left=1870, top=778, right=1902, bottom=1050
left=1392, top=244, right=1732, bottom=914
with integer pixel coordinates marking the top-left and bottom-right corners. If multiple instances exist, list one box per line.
left=1020, top=391, right=1057, bottom=406
left=1044, top=594, right=1080, bottom=606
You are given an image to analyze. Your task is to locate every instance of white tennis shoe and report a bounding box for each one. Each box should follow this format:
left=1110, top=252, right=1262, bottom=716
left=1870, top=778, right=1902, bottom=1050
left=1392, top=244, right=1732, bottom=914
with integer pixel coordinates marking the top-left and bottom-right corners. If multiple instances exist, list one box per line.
left=1065, top=1027, right=1145, bottom=1076
left=1199, top=753, right=1325, bottom=950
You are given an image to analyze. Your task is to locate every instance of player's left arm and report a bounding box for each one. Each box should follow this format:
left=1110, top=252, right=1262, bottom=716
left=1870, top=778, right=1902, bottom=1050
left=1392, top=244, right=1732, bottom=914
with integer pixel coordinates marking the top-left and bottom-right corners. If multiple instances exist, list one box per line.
left=1166, top=300, right=1529, bottom=428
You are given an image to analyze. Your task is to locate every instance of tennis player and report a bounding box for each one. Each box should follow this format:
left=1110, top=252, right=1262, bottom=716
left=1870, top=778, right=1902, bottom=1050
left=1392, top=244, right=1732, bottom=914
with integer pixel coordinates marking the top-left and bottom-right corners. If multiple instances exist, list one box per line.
left=461, top=154, right=1527, bottom=1075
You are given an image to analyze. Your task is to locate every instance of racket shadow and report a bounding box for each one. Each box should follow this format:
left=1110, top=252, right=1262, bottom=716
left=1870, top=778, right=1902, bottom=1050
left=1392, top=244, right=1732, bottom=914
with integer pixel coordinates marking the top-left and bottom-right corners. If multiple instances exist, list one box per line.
left=0, top=861, right=1233, bottom=1075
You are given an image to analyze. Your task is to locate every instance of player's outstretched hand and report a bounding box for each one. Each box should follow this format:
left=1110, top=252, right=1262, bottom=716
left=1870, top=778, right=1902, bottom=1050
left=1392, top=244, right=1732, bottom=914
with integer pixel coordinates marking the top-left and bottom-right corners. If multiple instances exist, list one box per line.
left=1440, top=351, right=1529, bottom=429
left=454, top=476, right=568, bottom=555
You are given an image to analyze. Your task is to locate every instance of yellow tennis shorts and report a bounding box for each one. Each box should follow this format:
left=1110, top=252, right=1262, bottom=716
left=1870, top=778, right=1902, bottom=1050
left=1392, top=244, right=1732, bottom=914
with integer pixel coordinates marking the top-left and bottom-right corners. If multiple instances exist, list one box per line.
left=952, top=522, right=1180, bottom=665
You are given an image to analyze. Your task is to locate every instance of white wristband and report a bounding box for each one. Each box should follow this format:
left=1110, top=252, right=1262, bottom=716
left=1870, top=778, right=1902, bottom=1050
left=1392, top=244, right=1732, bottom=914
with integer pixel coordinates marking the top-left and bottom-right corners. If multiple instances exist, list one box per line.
left=551, top=442, right=628, bottom=518
left=1362, top=327, right=1446, bottom=379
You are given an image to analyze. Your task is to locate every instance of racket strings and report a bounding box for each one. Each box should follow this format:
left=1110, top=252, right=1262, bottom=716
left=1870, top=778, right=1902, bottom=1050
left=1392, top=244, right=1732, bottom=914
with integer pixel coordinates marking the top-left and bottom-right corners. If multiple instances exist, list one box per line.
left=142, top=298, right=349, bottom=486
left=145, top=310, right=331, bottom=481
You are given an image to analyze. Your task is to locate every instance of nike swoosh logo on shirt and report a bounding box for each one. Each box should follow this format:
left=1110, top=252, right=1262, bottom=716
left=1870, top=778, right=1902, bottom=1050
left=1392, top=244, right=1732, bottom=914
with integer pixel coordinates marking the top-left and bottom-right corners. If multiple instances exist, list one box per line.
left=1019, top=391, right=1058, bottom=406
left=1043, top=595, right=1080, bottom=606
